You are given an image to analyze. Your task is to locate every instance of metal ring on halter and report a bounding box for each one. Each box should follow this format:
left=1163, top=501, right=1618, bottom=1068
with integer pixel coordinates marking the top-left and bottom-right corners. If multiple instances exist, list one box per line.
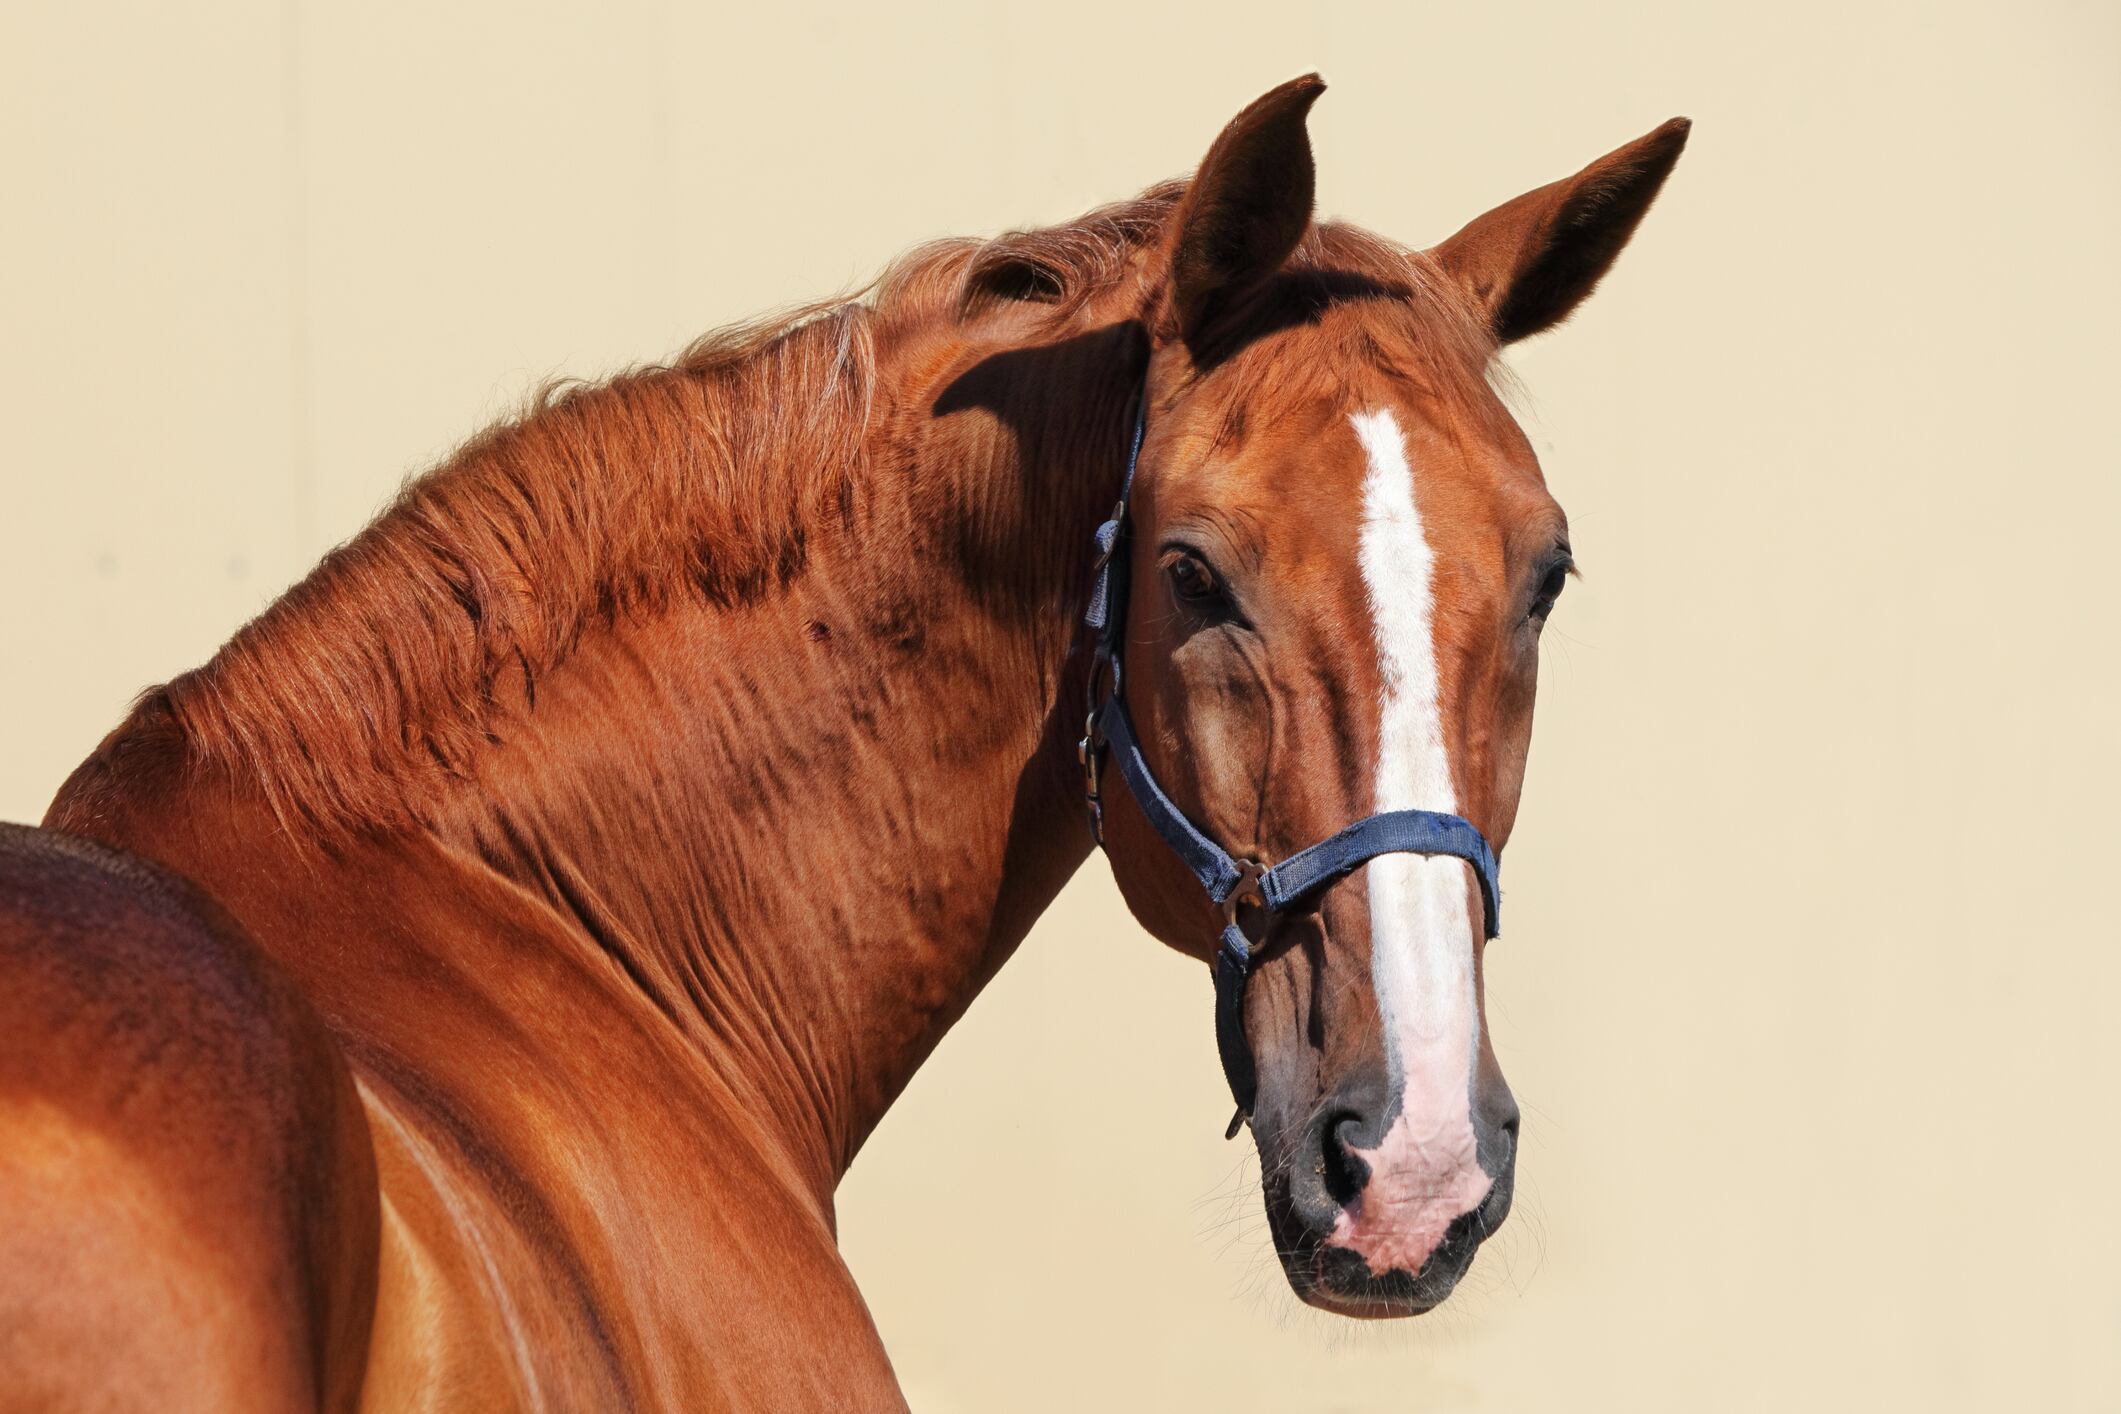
left=1221, top=859, right=1267, bottom=930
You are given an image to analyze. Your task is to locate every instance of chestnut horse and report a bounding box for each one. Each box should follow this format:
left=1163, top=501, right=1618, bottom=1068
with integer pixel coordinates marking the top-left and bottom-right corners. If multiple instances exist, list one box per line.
left=0, top=78, right=1686, bottom=1410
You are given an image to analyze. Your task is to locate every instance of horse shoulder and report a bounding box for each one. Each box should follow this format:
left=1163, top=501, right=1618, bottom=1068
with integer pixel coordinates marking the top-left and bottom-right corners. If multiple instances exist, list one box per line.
left=0, top=822, right=380, bottom=1412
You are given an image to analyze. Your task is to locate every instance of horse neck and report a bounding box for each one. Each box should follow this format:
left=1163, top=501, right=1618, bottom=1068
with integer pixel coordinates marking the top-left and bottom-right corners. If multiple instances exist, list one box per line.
left=427, top=319, right=1140, bottom=1196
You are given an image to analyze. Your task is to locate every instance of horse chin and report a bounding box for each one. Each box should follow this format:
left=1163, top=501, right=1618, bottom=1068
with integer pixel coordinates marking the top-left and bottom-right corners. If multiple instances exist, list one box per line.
left=1287, top=1242, right=1469, bottom=1319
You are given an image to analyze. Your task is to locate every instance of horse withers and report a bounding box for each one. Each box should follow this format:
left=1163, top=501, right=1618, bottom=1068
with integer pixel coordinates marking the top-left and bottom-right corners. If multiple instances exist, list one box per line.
left=1, top=77, right=1686, bottom=1409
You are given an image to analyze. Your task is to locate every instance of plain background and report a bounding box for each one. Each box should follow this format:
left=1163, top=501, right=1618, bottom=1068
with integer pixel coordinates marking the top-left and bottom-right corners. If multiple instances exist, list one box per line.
left=4, top=2, right=2116, bottom=1409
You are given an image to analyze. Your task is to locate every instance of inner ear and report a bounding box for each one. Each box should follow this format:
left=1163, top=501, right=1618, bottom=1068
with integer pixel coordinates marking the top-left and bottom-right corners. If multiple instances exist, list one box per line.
left=1429, top=117, right=1690, bottom=344
left=1167, top=75, right=1325, bottom=354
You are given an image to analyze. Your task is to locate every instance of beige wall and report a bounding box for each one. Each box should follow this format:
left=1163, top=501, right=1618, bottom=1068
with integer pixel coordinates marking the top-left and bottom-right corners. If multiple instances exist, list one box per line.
left=5, top=2, right=2117, bottom=1409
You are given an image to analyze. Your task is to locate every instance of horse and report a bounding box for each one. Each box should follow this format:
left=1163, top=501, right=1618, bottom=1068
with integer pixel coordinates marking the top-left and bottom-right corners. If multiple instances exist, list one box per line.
left=0, top=76, right=1687, bottom=1410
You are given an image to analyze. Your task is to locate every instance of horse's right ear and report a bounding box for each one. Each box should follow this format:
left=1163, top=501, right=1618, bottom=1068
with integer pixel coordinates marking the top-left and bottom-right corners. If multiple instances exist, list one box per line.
left=1163, top=75, right=1324, bottom=353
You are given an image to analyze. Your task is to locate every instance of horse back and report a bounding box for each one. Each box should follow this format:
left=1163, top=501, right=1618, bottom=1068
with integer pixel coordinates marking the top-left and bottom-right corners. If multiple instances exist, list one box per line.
left=0, top=823, right=379, bottom=1413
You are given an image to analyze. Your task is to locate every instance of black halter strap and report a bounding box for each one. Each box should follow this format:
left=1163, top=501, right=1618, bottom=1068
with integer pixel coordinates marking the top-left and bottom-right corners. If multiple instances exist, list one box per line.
left=1079, top=385, right=1502, bottom=1136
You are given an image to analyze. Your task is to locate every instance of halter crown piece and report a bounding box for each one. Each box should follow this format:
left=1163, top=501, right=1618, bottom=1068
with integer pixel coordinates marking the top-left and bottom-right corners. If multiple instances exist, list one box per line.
left=1079, top=386, right=1504, bottom=1139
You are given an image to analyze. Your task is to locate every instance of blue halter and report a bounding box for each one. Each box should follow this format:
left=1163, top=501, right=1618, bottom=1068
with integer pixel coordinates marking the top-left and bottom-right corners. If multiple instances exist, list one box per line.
left=1079, top=389, right=1503, bottom=1136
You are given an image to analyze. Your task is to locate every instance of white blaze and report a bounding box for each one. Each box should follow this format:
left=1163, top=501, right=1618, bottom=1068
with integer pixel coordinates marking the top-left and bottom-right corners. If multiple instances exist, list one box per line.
left=1336, top=408, right=1490, bottom=1275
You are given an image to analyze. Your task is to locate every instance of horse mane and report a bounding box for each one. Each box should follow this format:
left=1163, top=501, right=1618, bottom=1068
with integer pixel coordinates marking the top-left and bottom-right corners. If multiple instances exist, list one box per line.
left=79, top=182, right=1498, bottom=838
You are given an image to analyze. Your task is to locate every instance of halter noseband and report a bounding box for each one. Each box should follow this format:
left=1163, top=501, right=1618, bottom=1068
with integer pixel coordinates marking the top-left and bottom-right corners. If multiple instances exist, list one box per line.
left=1079, top=387, right=1503, bottom=1138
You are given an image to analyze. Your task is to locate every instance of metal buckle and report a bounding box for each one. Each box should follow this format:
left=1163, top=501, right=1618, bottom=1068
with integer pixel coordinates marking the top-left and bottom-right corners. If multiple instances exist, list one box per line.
left=1078, top=708, right=1106, bottom=845
left=1079, top=644, right=1120, bottom=847
left=1219, top=861, right=1268, bottom=1143
left=1221, top=859, right=1267, bottom=930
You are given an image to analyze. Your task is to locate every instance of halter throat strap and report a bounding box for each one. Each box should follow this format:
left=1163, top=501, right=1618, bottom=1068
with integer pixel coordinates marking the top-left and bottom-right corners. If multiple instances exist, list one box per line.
left=1079, top=383, right=1503, bottom=1131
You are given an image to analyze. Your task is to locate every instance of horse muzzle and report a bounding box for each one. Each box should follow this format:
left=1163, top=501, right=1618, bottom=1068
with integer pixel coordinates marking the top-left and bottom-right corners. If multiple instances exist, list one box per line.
left=1262, top=1076, right=1519, bottom=1317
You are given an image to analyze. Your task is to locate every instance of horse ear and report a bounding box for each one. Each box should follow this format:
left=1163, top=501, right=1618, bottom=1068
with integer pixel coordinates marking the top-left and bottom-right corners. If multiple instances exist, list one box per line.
left=1429, top=117, right=1691, bottom=344
left=1165, top=74, right=1325, bottom=351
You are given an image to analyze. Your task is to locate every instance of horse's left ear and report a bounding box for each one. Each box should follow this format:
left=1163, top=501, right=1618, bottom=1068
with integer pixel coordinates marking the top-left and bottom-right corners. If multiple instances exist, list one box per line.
left=1164, top=74, right=1325, bottom=352
left=1429, top=117, right=1691, bottom=344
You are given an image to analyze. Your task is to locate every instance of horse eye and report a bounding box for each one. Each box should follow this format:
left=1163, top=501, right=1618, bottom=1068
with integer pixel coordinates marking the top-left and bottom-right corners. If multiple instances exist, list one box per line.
left=1529, top=561, right=1571, bottom=624
left=1166, top=551, right=1221, bottom=603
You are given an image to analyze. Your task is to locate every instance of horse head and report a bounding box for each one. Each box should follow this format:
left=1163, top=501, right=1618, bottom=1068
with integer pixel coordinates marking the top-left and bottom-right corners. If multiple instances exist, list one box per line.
left=1095, top=77, right=1687, bottom=1316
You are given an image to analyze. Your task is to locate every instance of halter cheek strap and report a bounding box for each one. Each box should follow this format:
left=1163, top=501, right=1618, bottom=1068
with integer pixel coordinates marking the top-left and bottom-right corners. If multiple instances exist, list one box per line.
left=1080, top=387, right=1502, bottom=1135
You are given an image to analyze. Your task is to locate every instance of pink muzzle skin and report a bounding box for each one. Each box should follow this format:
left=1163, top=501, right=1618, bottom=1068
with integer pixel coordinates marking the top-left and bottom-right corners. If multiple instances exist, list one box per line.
left=1326, top=1107, right=1493, bottom=1276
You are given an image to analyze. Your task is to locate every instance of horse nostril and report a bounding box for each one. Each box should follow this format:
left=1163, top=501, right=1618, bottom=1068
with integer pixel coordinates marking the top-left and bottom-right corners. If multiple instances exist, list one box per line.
left=1320, top=1111, right=1371, bottom=1208
left=1289, top=1080, right=1391, bottom=1231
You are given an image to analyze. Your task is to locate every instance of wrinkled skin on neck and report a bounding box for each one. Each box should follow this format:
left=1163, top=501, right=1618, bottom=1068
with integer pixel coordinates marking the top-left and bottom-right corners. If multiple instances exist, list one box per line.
left=35, top=310, right=1138, bottom=1408
left=426, top=321, right=1145, bottom=1186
